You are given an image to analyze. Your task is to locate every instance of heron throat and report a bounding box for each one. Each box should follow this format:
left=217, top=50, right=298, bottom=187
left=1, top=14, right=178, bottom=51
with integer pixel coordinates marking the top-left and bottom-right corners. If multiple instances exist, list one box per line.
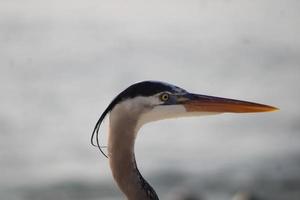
left=108, top=103, right=159, bottom=200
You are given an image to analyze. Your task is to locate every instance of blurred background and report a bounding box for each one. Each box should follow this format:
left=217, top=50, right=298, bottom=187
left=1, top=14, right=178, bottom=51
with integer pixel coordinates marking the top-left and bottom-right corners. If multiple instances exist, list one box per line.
left=0, top=0, right=299, bottom=199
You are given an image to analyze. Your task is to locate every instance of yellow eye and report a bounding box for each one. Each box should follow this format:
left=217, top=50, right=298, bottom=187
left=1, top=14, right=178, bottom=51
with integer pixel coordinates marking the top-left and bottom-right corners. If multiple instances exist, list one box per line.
left=160, top=93, right=169, bottom=102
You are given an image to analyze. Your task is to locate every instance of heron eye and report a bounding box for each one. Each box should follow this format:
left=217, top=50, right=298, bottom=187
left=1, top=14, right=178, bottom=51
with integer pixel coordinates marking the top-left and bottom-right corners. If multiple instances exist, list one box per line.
left=160, top=93, right=169, bottom=102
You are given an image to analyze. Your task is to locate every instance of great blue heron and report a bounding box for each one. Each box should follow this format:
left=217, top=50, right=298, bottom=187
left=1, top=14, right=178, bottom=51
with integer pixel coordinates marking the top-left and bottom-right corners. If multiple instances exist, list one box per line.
left=91, top=81, right=277, bottom=200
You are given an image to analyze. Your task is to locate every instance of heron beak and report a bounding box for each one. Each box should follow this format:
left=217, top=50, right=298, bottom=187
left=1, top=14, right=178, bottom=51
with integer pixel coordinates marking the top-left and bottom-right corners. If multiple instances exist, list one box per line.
left=180, top=93, right=278, bottom=113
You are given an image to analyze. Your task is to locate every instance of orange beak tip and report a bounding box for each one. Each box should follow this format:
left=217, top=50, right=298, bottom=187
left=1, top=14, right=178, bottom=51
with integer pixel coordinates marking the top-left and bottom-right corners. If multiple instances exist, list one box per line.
left=268, top=106, right=279, bottom=112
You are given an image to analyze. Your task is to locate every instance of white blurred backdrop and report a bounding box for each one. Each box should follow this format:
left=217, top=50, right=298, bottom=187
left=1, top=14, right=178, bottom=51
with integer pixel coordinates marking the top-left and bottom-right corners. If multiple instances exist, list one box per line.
left=0, top=0, right=299, bottom=200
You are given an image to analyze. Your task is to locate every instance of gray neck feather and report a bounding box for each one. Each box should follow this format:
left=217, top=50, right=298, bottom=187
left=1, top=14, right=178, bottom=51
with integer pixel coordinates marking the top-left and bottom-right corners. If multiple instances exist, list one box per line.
left=108, top=105, right=159, bottom=200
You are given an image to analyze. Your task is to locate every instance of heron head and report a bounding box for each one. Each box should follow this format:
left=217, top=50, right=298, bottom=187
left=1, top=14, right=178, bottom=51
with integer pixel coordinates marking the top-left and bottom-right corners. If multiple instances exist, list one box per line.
left=107, top=81, right=277, bottom=130
left=92, top=81, right=278, bottom=157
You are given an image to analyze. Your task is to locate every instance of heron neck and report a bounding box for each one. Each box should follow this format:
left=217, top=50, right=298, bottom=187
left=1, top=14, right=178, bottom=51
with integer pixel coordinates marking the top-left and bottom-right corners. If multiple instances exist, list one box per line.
left=108, top=113, right=158, bottom=200
left=108, top=114, right=158, bottom=200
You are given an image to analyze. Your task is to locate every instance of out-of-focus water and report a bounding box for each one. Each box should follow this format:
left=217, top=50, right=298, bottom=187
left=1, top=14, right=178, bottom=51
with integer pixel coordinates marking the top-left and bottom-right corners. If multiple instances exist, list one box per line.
left=1, top=0, right=300, bottom=199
